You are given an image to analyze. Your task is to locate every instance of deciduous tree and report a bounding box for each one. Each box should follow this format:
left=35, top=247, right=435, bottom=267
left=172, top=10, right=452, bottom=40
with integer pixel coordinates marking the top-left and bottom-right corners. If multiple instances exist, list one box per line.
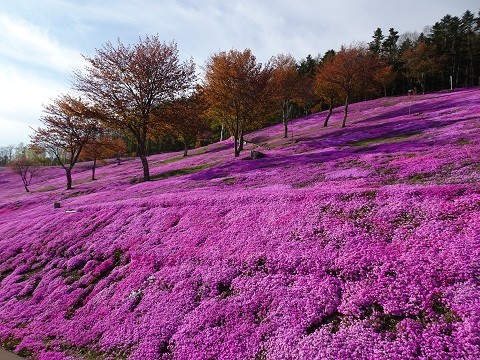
left=80, top=135, right=127, bottom=180
left=373, top=63, right=396, bottom=97
left=31, top=95, right=100, bottom=190
left=401, top=41, right=443, bottom=94
left=74, top=35, right=195, bottom=181
left=315, top=57, right=341, bottom=127
left=320, top=45, right=370, bottom=128
left=271, top=54, right=302, bottom=138
left=203, top=49, right=273, bottom=157
left=9, top=156, right=39, bottom=193
left=162, top=89, right=209, bottom=157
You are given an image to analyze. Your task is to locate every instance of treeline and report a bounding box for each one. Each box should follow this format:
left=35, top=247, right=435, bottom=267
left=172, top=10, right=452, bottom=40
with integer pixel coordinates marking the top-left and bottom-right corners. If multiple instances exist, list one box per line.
left=4, top=9, right=479, bottom=190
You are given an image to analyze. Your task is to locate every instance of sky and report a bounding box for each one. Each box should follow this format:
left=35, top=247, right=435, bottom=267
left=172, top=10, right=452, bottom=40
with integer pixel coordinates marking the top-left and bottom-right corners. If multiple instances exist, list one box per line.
left=0, top=0, right=478, bottom=147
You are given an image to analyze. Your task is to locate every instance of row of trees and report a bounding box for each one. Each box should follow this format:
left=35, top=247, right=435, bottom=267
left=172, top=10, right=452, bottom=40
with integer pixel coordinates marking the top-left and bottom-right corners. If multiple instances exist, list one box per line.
left=6, top=9, right=479, bottom=190
left=367, top=10, right=480, bottom=94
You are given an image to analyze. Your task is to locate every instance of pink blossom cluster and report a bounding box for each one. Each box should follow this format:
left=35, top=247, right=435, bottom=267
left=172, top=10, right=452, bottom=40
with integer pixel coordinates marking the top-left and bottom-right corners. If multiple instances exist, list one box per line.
left=0, top=88, right=479, bottom=359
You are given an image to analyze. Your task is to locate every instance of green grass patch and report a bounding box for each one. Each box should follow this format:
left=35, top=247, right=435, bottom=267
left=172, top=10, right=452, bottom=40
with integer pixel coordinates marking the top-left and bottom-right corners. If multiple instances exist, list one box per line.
left=73, top=177, right=93, bottom=185
left=61, top=345, right=106, bottom=360
left=131, top=163, right=216, bottom=184
left=61, top=188, right=95, bottom=199
left=0, top=269, right=14, bottom=283
left=20, top=265, right=44, bottom=281
left=61, top=343, right=131, bottom=360
left=151, top=163, right=214, bottom=180
left=17, top=347, right=34, bottom=358
left=351, top=131, right=421, bottom=147
left=222, top=177, right=237, bottom=184
left=190, top=148, right=208, bottom=155
left=151, top=155, right=184, bottom=166
left=292, top=181, right=315, bottom=188
left=456, top=138, right=470, bottom=145
left=408, top=172, right=433, bottom=184
left=62, top=269, right=83, bottom=285
left=36, top=185, right=57, bottom=192
left=376, top=167, right=398, bottom=176
left=1, top=335, right=21, bottom=351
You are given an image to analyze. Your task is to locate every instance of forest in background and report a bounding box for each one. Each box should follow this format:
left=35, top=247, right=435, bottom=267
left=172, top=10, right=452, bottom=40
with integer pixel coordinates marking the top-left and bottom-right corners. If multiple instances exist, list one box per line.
left=1, top=8, right=479, bottom=184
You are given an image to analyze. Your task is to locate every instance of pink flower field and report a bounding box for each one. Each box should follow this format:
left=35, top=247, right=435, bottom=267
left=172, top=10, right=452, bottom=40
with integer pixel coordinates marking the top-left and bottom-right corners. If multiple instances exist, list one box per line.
left=1, top=88, right=479, bottom=359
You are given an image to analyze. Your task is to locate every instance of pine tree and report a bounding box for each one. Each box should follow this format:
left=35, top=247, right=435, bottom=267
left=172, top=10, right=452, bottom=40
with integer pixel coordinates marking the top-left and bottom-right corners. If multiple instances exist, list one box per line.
left=369, top=28, right=384, bottom=54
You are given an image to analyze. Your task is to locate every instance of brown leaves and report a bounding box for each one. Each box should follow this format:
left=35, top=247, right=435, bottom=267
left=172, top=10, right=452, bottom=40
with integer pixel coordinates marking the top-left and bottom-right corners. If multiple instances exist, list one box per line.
left=31, top=95, right=100, bottom=178
left=74, top=36, right=196, bottom=180
left=271, top=53, right=302, bottom=105
left=75, top=36, right=195, bottom=126
left=203, top=49, right=273, bottom=155
left=400, top=42, right=445, bottom=93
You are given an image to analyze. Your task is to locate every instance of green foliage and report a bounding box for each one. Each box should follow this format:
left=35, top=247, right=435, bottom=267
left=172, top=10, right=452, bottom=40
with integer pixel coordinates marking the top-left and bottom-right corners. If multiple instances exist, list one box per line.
left=130, top=163, right=216, bottom=183
left=350, top=132, right=421, bottom=147
left=1, top=336, right=21, bottom=351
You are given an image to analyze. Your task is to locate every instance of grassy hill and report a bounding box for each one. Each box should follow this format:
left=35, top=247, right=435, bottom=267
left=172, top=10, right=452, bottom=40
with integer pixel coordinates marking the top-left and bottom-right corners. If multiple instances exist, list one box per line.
left=0, top=88, right=479, bottom=359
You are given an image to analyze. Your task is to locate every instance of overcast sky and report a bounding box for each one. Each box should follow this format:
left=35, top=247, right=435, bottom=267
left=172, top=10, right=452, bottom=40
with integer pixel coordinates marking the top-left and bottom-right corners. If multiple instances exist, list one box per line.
left=0, top=0, right=478, bottom=146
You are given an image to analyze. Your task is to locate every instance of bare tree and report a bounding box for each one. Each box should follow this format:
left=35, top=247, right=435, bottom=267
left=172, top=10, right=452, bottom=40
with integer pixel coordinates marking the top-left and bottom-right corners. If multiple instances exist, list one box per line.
left=9, top=156, right=39, bottom=193
left=31, top=95, right=100, bottom=190
left=74, top=35, right=195, bottom=181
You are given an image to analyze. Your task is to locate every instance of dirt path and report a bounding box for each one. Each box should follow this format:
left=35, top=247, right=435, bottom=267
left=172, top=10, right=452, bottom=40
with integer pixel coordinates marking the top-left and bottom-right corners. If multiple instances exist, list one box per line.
left=0, top=348, right=24, bottom=359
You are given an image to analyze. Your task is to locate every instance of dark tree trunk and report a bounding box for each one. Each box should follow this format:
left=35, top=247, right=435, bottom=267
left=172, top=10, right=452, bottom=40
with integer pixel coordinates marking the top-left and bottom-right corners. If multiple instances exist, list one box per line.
left=140, top=155, right=150, bottom=181
left=91, top=158, right=97, bottom=180
left=136, top=135, right=151, bottom=181
left=323, top=101, right=333, bottom=127
left=283, top=102, right=288, bottom=138
left=66, top=168, right=73, bottom=190
left=383, top=85, right=387, bottom=98
left=421, top=72, right=426, bottom=94
left=341, top=96, right=349, bottom=128
left=20, top=174, right=30, bottom=192
left=239, top=131, right=244, bottom=152
left=183, top=140, right=188, bottom=157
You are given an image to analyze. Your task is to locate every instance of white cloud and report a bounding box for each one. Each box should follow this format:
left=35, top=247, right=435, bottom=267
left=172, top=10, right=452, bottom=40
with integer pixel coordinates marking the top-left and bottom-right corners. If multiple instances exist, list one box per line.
left=0, top=117, right=34, bottom=146
left=0, top=0, right=477, bottom=146
left=0, top=62, right=69, bottom=146
left=0, top=14, right=84, bottom=73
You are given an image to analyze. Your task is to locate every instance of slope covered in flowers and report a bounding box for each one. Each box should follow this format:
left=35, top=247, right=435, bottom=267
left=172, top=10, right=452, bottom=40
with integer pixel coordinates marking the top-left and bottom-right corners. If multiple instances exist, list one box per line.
left=0, top=88, right=479, bottom=359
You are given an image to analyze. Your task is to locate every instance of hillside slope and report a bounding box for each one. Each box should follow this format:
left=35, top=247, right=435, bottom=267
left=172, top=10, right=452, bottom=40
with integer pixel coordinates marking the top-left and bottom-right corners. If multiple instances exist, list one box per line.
left=0, top=88, right=479, bottom=359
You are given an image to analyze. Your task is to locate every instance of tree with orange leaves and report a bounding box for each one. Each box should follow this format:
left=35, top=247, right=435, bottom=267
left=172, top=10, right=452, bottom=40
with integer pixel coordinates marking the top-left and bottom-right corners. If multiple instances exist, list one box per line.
left=315, top=55, right=342, bottom=127
left=203, top=49, right=273, bottom=157
left=161, top=88, right=209, bottom=157
left=80, top=135, right=127, bottom=180
left=401, top=41, right=443, bottom=94
left=373, top=63, right=396, bottom=97
left=74, top=36, right=195, bottom=181
left=270, top=54, right=302, bottom=138
left=319, top=45, right=371, bottom=128
left=31, top=95, right=100, bottom=190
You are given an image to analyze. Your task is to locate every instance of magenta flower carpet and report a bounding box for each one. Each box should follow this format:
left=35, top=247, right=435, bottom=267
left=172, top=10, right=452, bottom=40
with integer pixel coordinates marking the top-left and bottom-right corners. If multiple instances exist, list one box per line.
left=1, top=89, right=479, bottom=359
